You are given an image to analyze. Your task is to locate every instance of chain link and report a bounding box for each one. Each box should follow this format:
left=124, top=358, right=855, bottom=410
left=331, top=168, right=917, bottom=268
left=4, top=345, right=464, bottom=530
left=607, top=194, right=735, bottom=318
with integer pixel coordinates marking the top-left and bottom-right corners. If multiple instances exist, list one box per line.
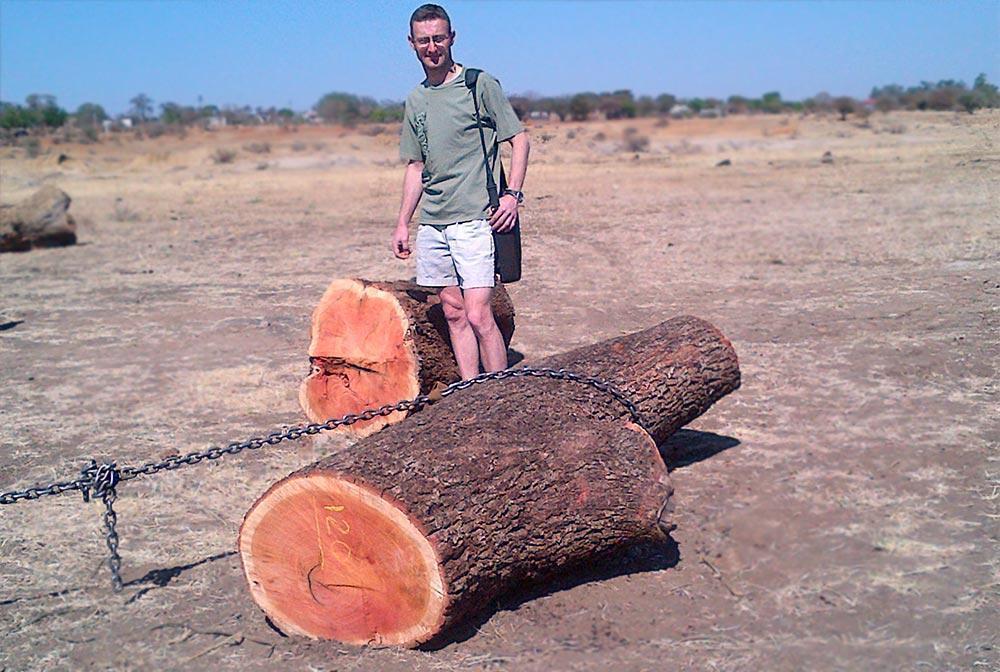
left=0, top=367, right=644, bottom=591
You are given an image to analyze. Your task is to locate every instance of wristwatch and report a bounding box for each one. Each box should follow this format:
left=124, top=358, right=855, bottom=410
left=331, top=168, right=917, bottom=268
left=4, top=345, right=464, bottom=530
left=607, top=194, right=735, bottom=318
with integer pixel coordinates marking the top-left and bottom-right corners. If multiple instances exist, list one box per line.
left=502, top=189, right=524, bottom=204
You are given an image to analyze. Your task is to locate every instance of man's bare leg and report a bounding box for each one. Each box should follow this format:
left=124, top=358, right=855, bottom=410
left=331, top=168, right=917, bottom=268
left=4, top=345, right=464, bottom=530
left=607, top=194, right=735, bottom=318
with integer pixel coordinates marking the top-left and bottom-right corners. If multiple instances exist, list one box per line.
left=438, top=286, right=480, bottom=379
left=462, top=287, right=508, bottom=372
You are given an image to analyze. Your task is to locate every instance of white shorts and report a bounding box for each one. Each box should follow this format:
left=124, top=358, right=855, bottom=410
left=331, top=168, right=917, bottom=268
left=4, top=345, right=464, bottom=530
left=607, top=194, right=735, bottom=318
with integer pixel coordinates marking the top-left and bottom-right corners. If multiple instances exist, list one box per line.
left=416, top=219, right=495, bottom=289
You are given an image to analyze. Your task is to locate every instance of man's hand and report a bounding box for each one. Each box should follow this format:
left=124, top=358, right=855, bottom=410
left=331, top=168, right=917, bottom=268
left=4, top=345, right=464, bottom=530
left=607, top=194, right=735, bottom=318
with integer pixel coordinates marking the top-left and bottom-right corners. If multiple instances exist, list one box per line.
left=392, top=223, right=411, bottom=259
left=489, top=194, right=519, bottom=232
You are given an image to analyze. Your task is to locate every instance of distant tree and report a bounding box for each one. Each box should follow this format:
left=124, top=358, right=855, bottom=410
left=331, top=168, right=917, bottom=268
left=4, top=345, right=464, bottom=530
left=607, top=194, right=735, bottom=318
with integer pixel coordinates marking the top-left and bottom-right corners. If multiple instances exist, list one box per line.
left=0, top=102, right=34, bottom=129
left=130, top=93, right=154, bottom=121
left=14, top=94, right=66, bottom=127
left=507, top=95, right=532, bottom=120
left=655, top=93, right=677, bottom=115
left=687, top=97, right=706, bottom=113
left=75, top=102, right=108, bottom=127
left=159, top=102, right=183, bottom=125
left=541, top=97, right=570, bottom=121
left=973, top=73, right=1000, bottom=107
left=568, top=93, right=592, bottom=121
left=598, top=90, right=636, bottom=119
left=958, top=92, right=983, bottom=114
left=870, top=84, right=903, bottom=98
left=760, top=91, right=783, bottom=114
left=834, top=96, right=856, bottom=120
left=369, top=103, right=404, bottom=123
left=926, top=83, right=962, bottom=110
left=222, top=104, right=257, bottom=125
left=726, top=95, right=750, bottom=114
left=315, top=92, right=363, bottom=124
left=356, top=95, right=378, bottom=120
left=635, top=95, right=656, bottom=117
left=159, top=102, right=200, bottom=125
left=26, top=93, right=57, bottom=110
left=618, top=95, right=637, bottom=119
left=40, top=106, right=68, bottom=127
left=811, top=91, right=834, bottom=115
left=875, top=96, right=898, bottom=113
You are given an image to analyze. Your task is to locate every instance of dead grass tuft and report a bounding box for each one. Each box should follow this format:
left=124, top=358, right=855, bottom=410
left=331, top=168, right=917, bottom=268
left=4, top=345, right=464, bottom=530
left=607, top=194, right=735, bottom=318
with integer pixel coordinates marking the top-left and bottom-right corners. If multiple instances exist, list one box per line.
left=623, top=127, right=650, bottom=152
left=211, top=148, right=237, bottom=164
left=111, top=199, right=141, bottom=222
left=242, top=142, right=271, bottom=154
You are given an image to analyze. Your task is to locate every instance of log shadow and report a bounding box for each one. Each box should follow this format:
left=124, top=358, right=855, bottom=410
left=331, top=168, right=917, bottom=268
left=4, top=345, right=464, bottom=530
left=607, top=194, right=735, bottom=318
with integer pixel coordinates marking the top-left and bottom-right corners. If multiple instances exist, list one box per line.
left=659, top=429, right=740, bottom=470
left=419, top=535, right=679, bottom=650
left=506, top=348, right=525, bottom=367
left=125, top=550, right=237, bottom=604
left=0, top=550, right=236, bottom=607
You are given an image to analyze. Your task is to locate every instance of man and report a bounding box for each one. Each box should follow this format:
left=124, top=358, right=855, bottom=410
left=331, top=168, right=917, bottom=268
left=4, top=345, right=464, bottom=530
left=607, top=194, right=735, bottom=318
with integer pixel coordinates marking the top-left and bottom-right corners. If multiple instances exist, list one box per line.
left=393, top=3, right=530, bottom=379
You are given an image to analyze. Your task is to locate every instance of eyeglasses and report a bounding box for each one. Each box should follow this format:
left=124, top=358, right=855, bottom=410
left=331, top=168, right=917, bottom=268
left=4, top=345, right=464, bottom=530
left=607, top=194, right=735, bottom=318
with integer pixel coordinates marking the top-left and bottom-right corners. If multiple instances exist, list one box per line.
left=413, top=34, right=450, bottom=47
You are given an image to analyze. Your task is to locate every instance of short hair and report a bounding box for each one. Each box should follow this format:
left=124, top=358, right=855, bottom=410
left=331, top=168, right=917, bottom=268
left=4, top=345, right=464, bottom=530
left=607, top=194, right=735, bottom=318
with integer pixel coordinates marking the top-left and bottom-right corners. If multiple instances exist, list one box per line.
left=409, top=4, right=451, bottom=34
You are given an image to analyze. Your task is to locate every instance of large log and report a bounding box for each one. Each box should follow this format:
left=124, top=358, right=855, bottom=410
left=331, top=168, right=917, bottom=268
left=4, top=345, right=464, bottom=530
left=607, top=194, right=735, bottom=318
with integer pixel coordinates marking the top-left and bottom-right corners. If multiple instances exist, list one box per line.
left=0, top=185, right=77, bottom=253
left=299, top=278, right=515, bottom=438
left=241, top=316, right=740, bottom=647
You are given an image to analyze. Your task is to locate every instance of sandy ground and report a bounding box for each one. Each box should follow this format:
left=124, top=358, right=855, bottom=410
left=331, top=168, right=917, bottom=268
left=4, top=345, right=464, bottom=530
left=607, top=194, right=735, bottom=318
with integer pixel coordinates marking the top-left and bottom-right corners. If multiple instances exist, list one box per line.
left=0, top=111, right=997, bottom=671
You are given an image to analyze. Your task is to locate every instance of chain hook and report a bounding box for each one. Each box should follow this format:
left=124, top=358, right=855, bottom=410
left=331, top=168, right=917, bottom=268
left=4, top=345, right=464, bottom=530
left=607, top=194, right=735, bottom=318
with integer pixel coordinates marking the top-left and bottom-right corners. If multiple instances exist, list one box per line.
left=80, top=460, right=121, bottom=503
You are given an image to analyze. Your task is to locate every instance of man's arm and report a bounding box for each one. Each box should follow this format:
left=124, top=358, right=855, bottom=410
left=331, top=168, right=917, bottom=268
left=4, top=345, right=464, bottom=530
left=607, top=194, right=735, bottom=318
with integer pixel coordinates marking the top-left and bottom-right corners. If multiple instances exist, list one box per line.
left=489, top=130, right=530, bottom=232
left=393, top=160, right=424, bottom=259
left=505, top=130, right=530, bottom=191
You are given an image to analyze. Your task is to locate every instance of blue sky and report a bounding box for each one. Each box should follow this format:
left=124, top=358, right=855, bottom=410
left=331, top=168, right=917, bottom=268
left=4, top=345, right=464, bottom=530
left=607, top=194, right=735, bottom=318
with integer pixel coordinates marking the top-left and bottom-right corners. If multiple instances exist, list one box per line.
left=1, top=0, right=997, bottom=114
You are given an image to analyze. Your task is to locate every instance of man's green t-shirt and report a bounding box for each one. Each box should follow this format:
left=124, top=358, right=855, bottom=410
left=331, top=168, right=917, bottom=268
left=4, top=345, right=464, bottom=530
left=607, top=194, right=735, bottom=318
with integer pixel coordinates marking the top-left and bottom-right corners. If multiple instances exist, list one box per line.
left=400, top=66, right=524, bottom=226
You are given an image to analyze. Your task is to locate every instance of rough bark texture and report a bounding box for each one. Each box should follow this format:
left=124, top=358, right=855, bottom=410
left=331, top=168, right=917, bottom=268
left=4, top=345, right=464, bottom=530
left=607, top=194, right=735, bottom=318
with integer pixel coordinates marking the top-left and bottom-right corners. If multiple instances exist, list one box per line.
left=242, top=316, right=740, bottom=647
left=356, top=280, right=515, bottom=391
left=539, top=315, right=740, bottom=445
left=298, top=278, right=515, bottom=437
left=0, top=185, right=77, bottom=253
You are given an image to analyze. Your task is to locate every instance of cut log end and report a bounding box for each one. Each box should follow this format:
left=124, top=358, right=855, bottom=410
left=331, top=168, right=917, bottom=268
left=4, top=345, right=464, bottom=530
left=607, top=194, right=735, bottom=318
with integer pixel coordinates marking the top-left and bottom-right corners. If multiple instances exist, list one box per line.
left=239, top=474, right=446, bottom=647
left=299, top=279, right=420, bottom=437
left=299, top=278, right=516, bottom=438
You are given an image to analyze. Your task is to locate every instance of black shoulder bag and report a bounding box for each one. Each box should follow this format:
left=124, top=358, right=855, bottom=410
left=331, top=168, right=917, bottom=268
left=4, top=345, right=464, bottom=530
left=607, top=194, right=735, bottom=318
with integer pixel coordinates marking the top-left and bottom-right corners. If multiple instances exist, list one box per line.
left=464, top=68, right=522, bottom=283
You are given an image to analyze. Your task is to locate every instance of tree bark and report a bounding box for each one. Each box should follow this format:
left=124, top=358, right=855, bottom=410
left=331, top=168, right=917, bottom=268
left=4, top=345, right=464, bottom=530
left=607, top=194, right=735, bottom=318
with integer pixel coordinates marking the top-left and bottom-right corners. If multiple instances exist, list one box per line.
left=242, top=316, right=740, bottom=647
left=1, top=185, right=77, bottom=253
left=299, top=278, right=515, bottom=438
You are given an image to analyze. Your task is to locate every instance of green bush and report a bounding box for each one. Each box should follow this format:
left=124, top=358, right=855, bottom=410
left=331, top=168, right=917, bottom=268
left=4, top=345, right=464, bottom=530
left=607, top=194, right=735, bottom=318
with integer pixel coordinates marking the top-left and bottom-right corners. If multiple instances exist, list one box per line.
left=0, top=105, right=34, bottom=129
left=75, top=103, right=107, bottom=126
left=958, top=92, right=983, bottom=114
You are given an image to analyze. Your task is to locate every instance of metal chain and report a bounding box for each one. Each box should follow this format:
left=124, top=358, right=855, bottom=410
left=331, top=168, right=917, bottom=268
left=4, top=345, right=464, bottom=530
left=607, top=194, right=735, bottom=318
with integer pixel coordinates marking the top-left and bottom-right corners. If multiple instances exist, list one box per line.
left=101, top=487, right=123, bottom=592
left=0, top=367, right=644, bottom=591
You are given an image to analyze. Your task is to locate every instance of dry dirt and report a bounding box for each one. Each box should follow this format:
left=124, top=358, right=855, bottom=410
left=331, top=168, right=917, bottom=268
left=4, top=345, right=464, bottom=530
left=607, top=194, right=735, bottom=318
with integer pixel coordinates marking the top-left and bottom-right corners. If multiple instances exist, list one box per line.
left=1, top=111, right=997, bottom=671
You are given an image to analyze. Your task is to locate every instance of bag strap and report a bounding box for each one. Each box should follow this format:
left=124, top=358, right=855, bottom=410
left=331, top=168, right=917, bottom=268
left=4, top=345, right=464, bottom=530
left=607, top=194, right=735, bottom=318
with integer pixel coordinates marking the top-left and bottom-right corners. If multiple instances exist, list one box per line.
left=464, top=68, right=501, bottom=211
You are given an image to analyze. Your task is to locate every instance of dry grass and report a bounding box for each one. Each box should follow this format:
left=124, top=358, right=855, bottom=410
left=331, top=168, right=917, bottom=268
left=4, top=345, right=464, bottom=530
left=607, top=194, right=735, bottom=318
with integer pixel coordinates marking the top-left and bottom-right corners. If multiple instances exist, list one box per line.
left=110, top=199, right=142, bottom=222
left=242, top=141, right=271, bottom=154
